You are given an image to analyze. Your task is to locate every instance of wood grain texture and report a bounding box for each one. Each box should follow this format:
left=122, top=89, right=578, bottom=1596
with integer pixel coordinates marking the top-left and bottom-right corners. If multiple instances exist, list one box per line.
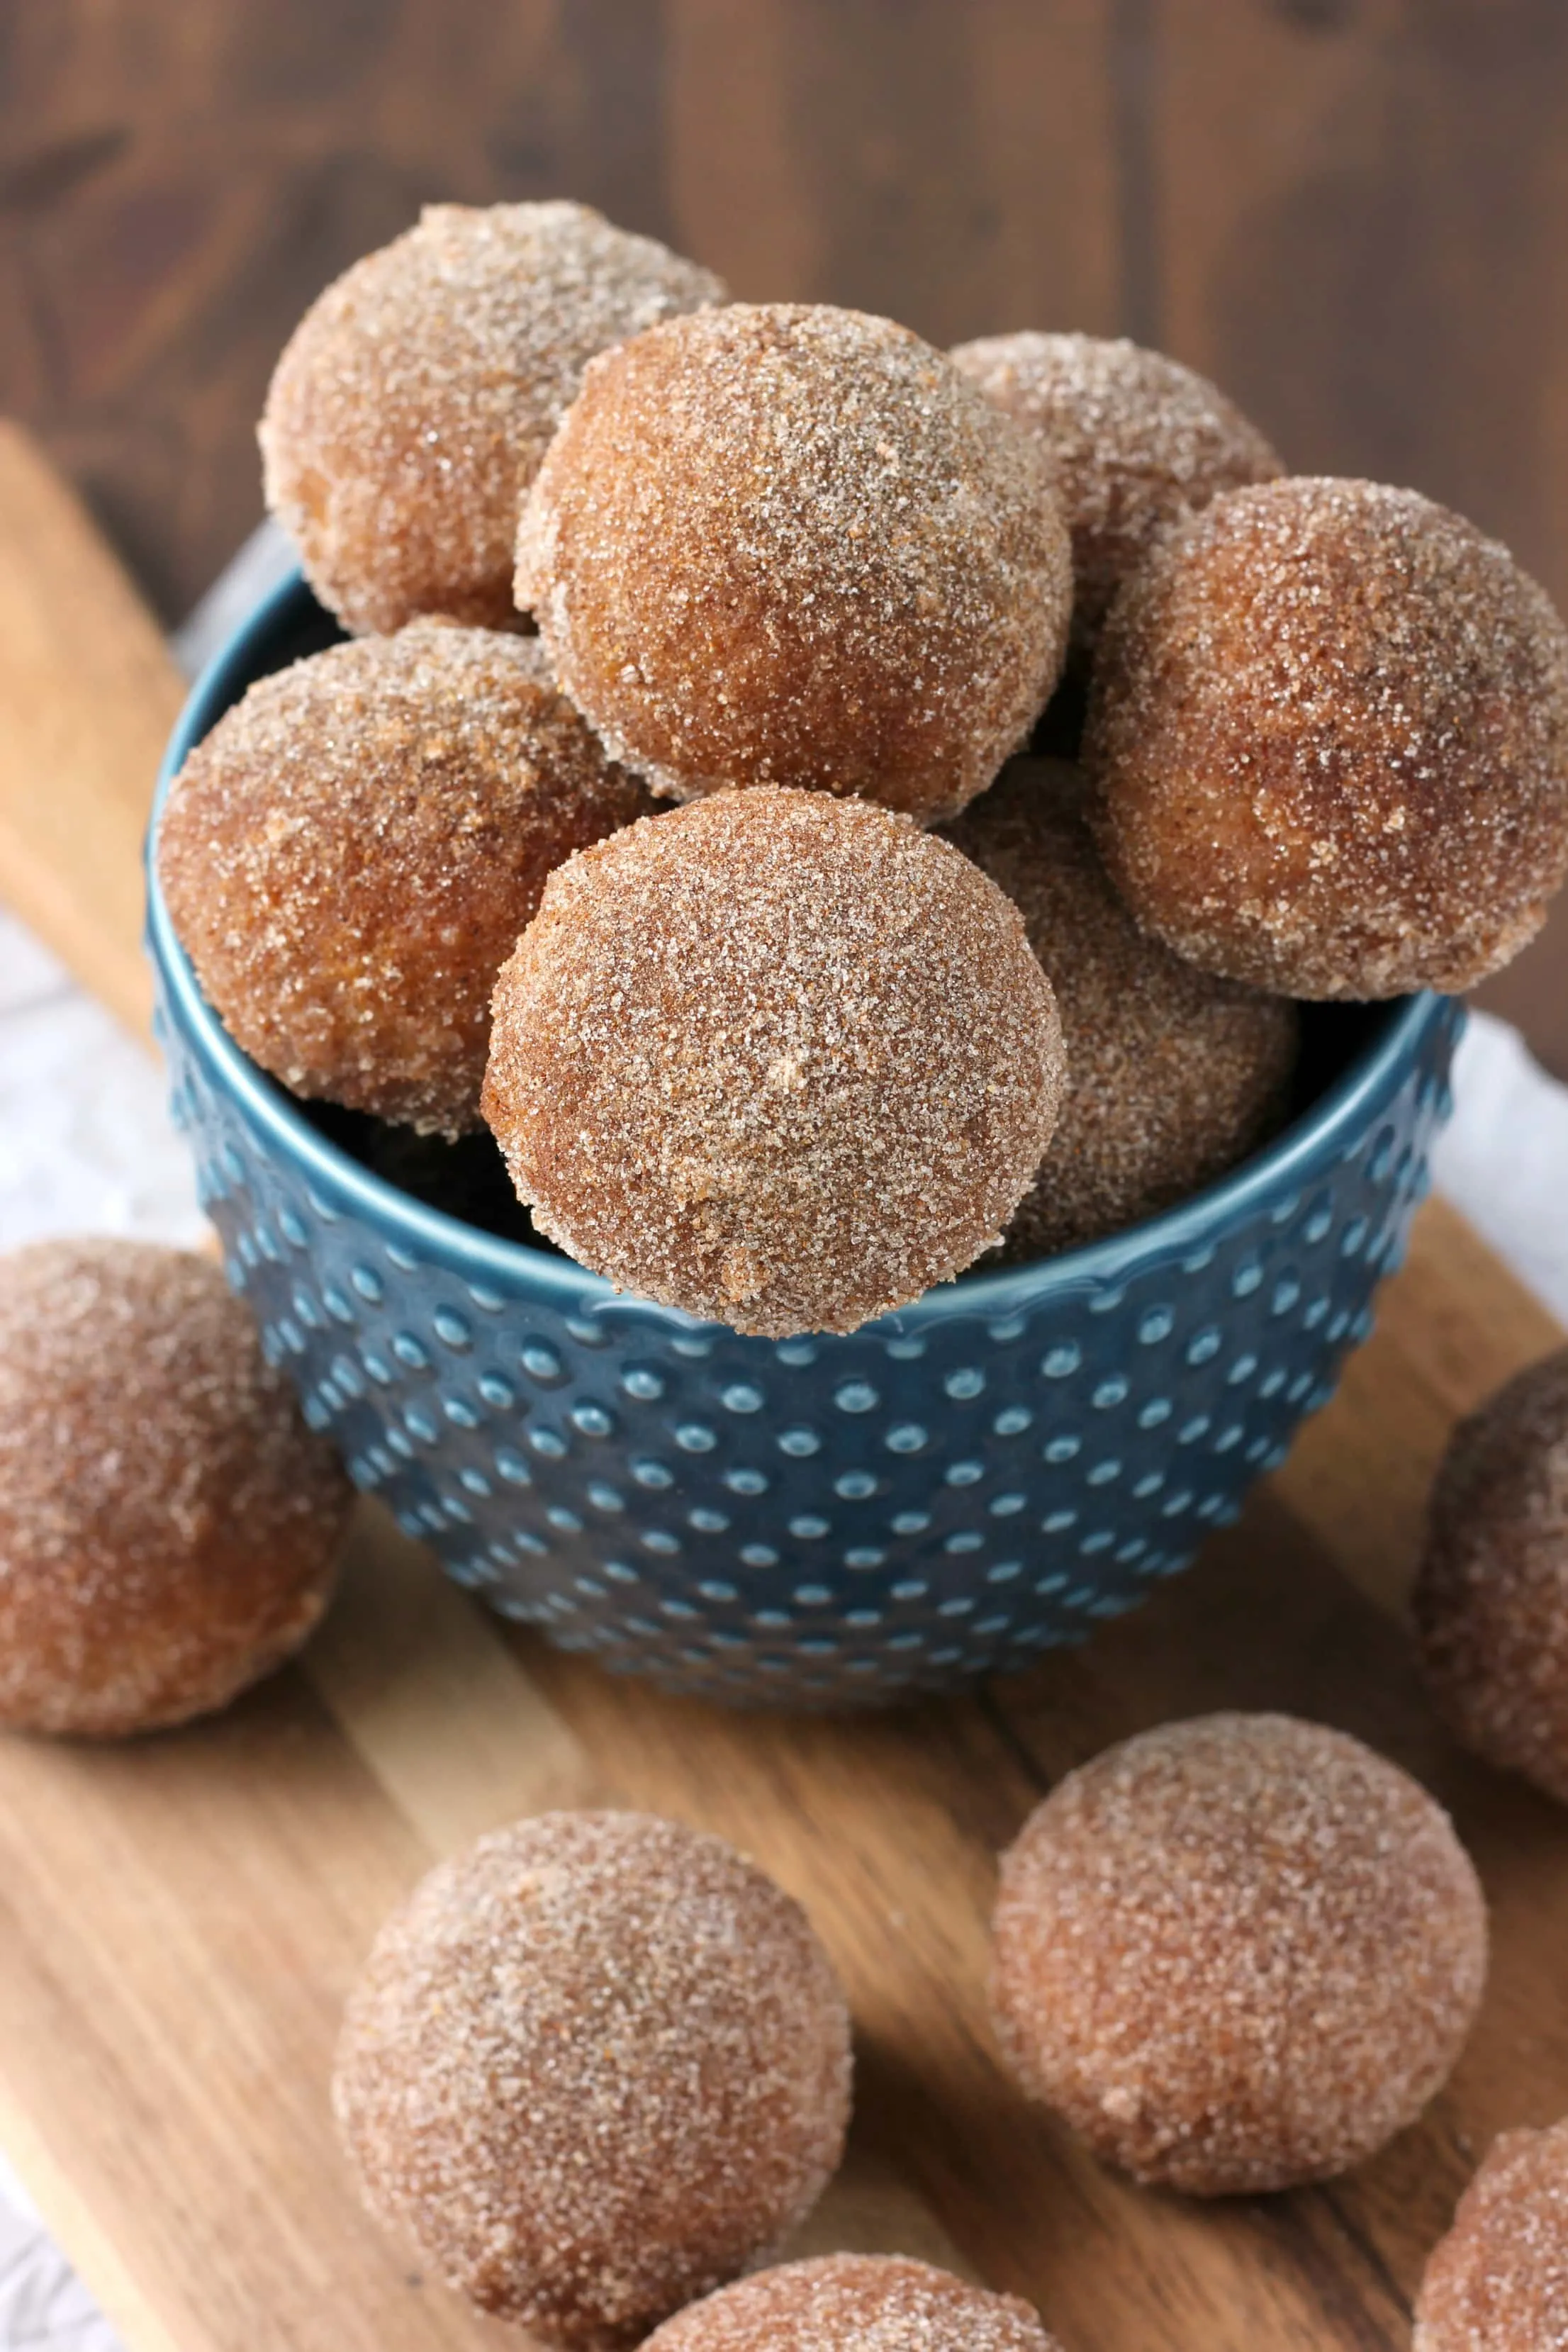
left=0, top=421, right=182, bottom=1038
left=0, top=1197, right=1562, bottom=2352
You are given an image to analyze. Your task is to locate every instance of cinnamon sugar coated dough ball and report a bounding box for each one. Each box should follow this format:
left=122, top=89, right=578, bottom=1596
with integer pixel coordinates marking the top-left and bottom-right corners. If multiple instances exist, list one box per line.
left=515, top=303, right=1072, bottom=819
left=157, top=621, right=653, bottom=1138
left=261, top=201, right=725, bottom=634
left=950, top=332, right=1282, bottom=654
left=482, top=788, right=1065, bottom=1337
left=990, top=1713, right=1488, bottom=2195
left=943, top=760, right=1297, bottom=1255
left=0, top=1240, right=351, bottom=1736
left=332, top=1812, right=852, bottom=2348
left=1414, top=2118, right=1568, bottom=2349
left=1414, top=1347, right=1568, bottom=1805
left=640, top=2256, right=1065, bottom=2352
left=1085, top=477, right=1568, bottom=997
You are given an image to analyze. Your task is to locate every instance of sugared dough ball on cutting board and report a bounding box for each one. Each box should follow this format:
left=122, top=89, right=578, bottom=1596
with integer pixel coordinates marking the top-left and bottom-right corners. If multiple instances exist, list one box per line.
left=332, top=1812, right=852, bottom=2348
left=640, top=2256, right=1065, bottom=2352
left=1414, top=2118, right=1568, bottom=2349
left=157, top=621, right=654, bottom=1139
left=989, top=1712, right=1488, bottom=2195
left=1415, top=1346, right=1568, bottom=1805
left=943, top=759, right=1297, bottom=1255
left=1085, top=477, right=1568, bottom=997
left=260, top=201, right=726, bottom=634
left=481, top=788, right=1065, bottom=1337
left=515, top=303, right=1073, bottom=820
left=949, top=331, right=1282, bottom=655
left=0, top=1239, right=351, bottom=1737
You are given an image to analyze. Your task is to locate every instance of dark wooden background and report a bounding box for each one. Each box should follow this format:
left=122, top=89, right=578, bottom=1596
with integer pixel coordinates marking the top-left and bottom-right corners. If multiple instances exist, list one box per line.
left=4, top=0, right=1567, bottom=1062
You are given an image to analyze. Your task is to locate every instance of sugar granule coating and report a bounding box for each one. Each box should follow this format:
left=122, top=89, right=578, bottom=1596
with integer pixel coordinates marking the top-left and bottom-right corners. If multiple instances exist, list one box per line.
left=332, top=1812, right=853, bottom=2348
left=515, top=303, right=1072, bottom=821
left=0, top=1239, right=351, bottom=1737
left=157, top=620, right=654, bottom=1139
left=640, top=2255, right=1065, bottom=2352
left=1414, top=2118, right=1568, bottom=2350
left=1085, top=476, right=1568, bottom=997
left=481, top=787, right=1065, bottom=1338
left=260, top=201, right=726, bottom=635
left=990, top=1711, right=1488, bottom=2195
left=950, top=332, right=1282, bottom=656
left=943, top=759, right=1297, bottom=1256
left=1414, top=1347, right=1568, bottom=1805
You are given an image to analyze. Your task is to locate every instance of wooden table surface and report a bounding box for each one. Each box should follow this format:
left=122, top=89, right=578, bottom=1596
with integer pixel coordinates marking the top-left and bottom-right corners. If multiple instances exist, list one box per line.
left=3, top=0, right=1568, bottom=1069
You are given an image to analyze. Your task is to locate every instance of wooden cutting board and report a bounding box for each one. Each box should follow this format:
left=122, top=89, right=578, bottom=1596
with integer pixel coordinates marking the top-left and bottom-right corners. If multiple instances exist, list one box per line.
left=0, top=418, right=1564, bottom=2352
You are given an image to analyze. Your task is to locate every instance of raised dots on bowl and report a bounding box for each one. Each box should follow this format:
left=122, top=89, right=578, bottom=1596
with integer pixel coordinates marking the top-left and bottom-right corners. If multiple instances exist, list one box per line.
left=1043, top=1435, right=1080, bottom=1464
left=1231, top=1259, right=1264, bottom=1297
left=1043, top=1508, right=1077, bottom=1534
left=478, top=1372, right=516, bottom=1410
left=741, top=1544, right=780, bottom=1569
left=494, top=1448, right=531, bottom=1486
left=778, top=1426, right=822, bottom=1458
left=890, top=1511, right=931, bottom=1536
left=775, top=1339, right=818, bottom=1367
left=885, top=1423, right=928, bottom=1455
left=723, top=1466, right=769, bottom=1496
left=844, top=1547, right=885, bottom=1569
left=944, top=1532, right=984, bottom=1556
left=1086, top=1457, right=1122, bottom=1487
left=642, top=1528, right=682, bottom=1556
left=433, top=1308, right=471, bottom=1350
left=835, top=1380, right=880, bottom=1413
left=1041, top=1343, right=1080, bottom=1379
left=944, top=1367, right=985, bottom=1401
left=834, top=1469, right=878, bottom=1500
left=546, top=1505, right=583, bottom=1534
left=528, top=1426, right=568, bottom=1460
left=670, top=1333, right=714, bottom=1360
left=403, top=1405, right=439, bottom=1445
left=1092, top=1375, right=1129, bottom=1409
left=992, top=1406, right=1032, bottom=1436
left=688, top=1506, right=730, bottom=1534
left=466, top=1282, right=505, bottom=1313
left=521, top=1343, right=564, bottom=1384
left=793, top=1582, right=833, bottom=1606
left=631, top=1457, right=674, bottom=1489
left=322, top=1284, right=354, bottom=1325
left=1137, top=1306, right=1174, bottom=1345
left=571, top=1402, right=615, bottom=1438
left=721, top=1382, right=765, bottom=1413
left=391, top=1331, right=429, bottom=1370
left=622, top=1367, right=666, bottom=1401
left=443, top=1396, right=480, bottom=1430
left=788, top=1515, right=831, bottom=1540
left=586, top=1482, right=625, bottom=1512
left=945, top=1460, right=985, bottom=1487
left=990, top=1492, right=1026, bottom=1517
left=1185, top=1328, right=1223, bottom=1367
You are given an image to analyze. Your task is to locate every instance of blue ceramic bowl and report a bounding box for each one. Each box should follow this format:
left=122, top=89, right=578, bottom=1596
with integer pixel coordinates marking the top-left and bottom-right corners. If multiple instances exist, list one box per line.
left=147, top=576, right=1464, bottom=1706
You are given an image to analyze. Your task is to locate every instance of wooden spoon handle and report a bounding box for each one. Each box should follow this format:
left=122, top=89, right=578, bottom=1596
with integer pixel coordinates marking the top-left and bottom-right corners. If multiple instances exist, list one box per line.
left=0, top=420, right=187, bottom=1041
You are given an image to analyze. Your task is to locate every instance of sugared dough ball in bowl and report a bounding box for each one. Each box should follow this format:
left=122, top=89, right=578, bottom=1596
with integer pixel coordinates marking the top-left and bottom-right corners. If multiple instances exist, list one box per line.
left=943, top=758, right=1297, bottom=1256
left=949, top=331, right=1282, bottom=656
left=332, top=1812, right=852, bottom=2348
left=640, top=2256, right=1065, bottom=2352
left=1414, top=2119, right=1568, bottom=2349
left=515, top=303, right=1073, bottom=820
left=260, top=201, right=726, bottom=635
left=1085, top=477, right=1568, bottom=997
left=0, top=1239, right=352, bottom=1737
left=1414, top=1347, right=1568, bottom=1805
left=481, top=788, right=1065, bottom=1337
left=157, top=620, right=653, bottom=1140
left=989, top=1712, right=1488, bottom=2195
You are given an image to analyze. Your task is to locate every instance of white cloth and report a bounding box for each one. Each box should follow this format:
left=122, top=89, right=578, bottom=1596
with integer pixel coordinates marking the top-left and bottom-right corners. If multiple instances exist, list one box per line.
left=0, top=520, right=1566, bottom=2341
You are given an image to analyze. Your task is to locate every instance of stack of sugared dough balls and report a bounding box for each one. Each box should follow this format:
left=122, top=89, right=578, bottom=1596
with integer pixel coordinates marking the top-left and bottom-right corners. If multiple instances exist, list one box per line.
left=157, top=198, right=1568, bottom=1343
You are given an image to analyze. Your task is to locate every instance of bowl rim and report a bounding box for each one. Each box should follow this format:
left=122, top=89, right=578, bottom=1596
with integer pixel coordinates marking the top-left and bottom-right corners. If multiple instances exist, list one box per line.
left=146, top=570, right=1460, bottom=1331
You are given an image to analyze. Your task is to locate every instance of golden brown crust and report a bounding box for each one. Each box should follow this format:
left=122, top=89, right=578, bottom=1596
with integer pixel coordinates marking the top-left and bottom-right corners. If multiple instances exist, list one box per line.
left=0, top=1239, right=351, bottom=1736
left=1085, top=477, right=1568, bottom=997
left=950, top=332, right=1282, bottom=655
left=481, top=788, right=1065, bottom=1336
left=1415, top=1347, right=1568, bottom=1804
left=261, top=201, right=726, bottom=635
left=641, top=2256, right=1064, bottom=2352
left=1414, top=2119, right=1568, bottom=2349
left=332, top=1813, right=852, bottom=2348
left=157, top=620, right=654, bottom=1138
left=515, top=303, right=1072, bottom=820
left=990, top=1712, right=1488, bottom=2195
left=943, top=759, right=1297, bottom=1255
